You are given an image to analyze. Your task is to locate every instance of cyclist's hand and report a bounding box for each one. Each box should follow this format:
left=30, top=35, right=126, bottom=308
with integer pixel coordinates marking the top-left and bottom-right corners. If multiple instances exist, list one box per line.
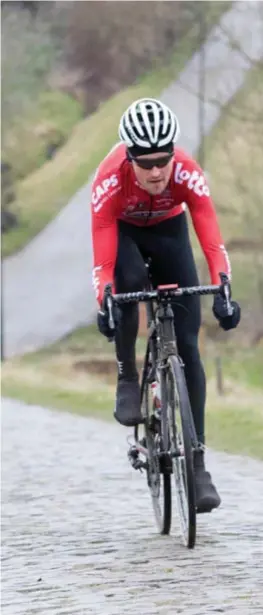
left=97, top=284, right=121, bottom=340
left=212, top=273, right=241, bottom=331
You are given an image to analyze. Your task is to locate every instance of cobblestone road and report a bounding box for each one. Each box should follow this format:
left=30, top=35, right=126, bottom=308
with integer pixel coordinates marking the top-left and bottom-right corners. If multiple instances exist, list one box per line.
left=2, top=398, right=263, bottom=614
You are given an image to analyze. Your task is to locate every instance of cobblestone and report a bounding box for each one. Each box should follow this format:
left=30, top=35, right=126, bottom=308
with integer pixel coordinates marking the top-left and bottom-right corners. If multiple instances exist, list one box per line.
left=2, top=398, right=263, bottom=614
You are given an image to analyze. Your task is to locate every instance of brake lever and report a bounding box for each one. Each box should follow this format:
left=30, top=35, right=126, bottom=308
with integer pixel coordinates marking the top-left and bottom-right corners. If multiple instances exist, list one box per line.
left=103, top=283, right=115, bottom=338
left=219, top=272, right=233, bottom=316
left=106, top=295, right=115, bottom=330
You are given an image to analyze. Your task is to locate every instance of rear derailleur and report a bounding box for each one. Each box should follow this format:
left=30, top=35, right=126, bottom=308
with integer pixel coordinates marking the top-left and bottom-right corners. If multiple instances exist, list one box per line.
left=128, top=445, right=148, bottom=472
left=127, top=411, right=161, bottom=473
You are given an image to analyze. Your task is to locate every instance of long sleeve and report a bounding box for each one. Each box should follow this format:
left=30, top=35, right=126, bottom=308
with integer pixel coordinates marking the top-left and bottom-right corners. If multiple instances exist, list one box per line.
left=182, top=161, right=231, bottom=284
left=91, top=175, right=120, bottom=305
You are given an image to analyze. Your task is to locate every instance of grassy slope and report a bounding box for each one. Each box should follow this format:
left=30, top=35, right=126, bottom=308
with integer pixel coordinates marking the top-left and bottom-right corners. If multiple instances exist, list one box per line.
left=191, top=66, right=263, bottom=330
left=3, top=91, right=83, bottom=181
left=2, top=3, right=228, bottom=258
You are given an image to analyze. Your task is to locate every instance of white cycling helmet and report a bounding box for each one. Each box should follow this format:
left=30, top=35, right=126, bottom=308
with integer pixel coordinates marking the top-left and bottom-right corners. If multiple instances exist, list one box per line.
left=119, top=97, right=180, bottom=151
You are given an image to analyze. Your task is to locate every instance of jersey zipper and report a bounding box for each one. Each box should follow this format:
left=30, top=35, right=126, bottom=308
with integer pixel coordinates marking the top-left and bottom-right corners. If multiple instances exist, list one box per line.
left=144, top=195, right=153, bottom=226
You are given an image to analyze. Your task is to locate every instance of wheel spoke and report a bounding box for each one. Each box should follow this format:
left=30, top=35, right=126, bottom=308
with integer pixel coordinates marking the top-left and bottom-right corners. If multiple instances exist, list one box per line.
left=167, top=355, right=196, bottom=549
left=142, top=363, right=171, bottom=535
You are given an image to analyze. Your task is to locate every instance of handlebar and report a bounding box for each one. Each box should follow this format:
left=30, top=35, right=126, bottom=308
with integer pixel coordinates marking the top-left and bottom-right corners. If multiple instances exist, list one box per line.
left=111, top=284, right=220, bottom=303
left=105, top=272, right=233, bottom=331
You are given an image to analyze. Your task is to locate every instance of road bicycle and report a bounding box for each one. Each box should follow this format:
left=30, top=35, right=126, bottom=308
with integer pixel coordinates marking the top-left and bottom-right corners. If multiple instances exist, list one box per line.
left=106, top=265, right=230, bottom=548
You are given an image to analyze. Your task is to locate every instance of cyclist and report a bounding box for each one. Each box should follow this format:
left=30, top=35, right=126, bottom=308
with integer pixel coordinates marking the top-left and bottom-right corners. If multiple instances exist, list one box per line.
left=91, top=98, right=241, bottom=512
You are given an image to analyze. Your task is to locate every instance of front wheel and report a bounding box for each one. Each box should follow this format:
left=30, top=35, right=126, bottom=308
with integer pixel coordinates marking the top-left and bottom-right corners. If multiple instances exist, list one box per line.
left=141, top=366, right=172, bottom=535
left=166, top=354, right=197, bottom=549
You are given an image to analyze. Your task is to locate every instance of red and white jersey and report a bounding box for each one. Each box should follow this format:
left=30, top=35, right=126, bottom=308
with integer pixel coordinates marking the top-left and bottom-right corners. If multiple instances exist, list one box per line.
left=91, top=142, right=231, bottom=304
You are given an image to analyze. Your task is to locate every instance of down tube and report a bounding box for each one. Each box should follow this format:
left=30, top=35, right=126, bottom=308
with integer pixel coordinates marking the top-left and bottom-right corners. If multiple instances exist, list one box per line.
left=160, top=366, right=169, bottom=451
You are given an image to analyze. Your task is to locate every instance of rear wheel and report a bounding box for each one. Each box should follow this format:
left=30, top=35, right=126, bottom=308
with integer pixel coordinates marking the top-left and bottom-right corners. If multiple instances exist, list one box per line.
left=141, top=361, right=172, bottom=535
left=166, top=354, right=197, bottom=548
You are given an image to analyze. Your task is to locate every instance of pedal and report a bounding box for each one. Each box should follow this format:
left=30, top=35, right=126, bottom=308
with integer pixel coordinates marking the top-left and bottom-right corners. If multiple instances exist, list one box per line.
left=128, top=445, right=147, bottom=472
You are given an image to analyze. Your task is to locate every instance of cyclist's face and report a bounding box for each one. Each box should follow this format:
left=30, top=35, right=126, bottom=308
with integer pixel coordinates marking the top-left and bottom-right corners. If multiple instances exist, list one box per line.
left=131, top=152, right=174, bottom=195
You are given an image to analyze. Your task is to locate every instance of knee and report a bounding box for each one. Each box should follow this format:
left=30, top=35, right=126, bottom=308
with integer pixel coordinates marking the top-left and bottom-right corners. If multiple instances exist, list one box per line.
left=177, top=334, right=200, bottom=364
left=116, top=262, right=148, bottom=293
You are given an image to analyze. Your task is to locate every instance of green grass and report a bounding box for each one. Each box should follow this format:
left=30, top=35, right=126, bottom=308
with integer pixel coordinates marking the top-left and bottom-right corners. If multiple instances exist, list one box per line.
left=206, top=394, right=263, bottom=460
left=1, top=379, right=114, bottom=422
left=2, top=323, right=263, bottom=460
left=203, top=344, right=263, bottom=391
left=18, top=322, right=263, bottom=392
left=3, top=91, right=83, bottom=181
left=2, top=365, right=263, bottom=460
left=203, top=66, right=263, bottom=236
left=2, top=4, right=229, bottom=258
left=194, top=66, right=263, bottom=319
left=21, top=323, right=147, bottom=363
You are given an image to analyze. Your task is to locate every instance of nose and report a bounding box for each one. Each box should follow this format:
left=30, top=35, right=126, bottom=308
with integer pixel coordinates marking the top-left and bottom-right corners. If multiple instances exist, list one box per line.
left=150, top=165, right=161, bottom=178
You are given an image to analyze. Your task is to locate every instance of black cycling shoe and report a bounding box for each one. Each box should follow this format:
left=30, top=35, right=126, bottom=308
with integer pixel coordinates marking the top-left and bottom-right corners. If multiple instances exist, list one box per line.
left=194, top=449, right=221, bottom=513
left=114, top=376, right=144, bottom=427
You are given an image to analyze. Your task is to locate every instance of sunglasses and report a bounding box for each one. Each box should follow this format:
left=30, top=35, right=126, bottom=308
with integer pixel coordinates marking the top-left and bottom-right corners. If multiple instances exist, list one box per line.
left=130, top=153, right=173, bottom=170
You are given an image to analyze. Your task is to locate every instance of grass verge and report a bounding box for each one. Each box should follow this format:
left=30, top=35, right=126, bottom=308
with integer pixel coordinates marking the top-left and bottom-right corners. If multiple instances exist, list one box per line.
left=2, top=325, right=263, bottom=460
left=1, top=379, right=115, bottom=422
left=2, top=3, right=229, bottom=258
left=206, top=379, right=263, bottom=460
left=2, top=364, right=263, bottom=460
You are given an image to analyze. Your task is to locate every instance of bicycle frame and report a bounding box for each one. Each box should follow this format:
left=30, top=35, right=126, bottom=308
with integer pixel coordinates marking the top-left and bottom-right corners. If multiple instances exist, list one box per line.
left=142, top=294, right=178, bottom=452
left=106, top=274, right=231, bottom=544
left=108, top=278, right=226, bottom=462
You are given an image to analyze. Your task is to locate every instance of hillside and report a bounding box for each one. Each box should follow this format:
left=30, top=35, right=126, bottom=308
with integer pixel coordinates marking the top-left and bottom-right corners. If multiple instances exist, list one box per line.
left=193, top=65, right=263, bottom=343
left=1, top=2, right=229, bottom=257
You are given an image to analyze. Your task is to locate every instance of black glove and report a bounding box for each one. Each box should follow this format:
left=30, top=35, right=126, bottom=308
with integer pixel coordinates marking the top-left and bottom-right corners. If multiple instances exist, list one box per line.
left=213, top=278, right=241, bottom=331
left=97, top=285, right=121, bottom=340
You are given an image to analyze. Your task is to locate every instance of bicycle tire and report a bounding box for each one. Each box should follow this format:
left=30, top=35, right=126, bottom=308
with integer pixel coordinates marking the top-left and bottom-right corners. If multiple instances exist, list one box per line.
left=166, top=354, right=197, bottom=548
left=141, top=361, right=172, bottom=535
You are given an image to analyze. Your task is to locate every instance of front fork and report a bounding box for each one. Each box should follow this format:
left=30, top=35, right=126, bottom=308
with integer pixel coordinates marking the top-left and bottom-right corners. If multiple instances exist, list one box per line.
left=156, top=302, right=177, bottom=359
left=131, top=302, right=176, bottom=472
